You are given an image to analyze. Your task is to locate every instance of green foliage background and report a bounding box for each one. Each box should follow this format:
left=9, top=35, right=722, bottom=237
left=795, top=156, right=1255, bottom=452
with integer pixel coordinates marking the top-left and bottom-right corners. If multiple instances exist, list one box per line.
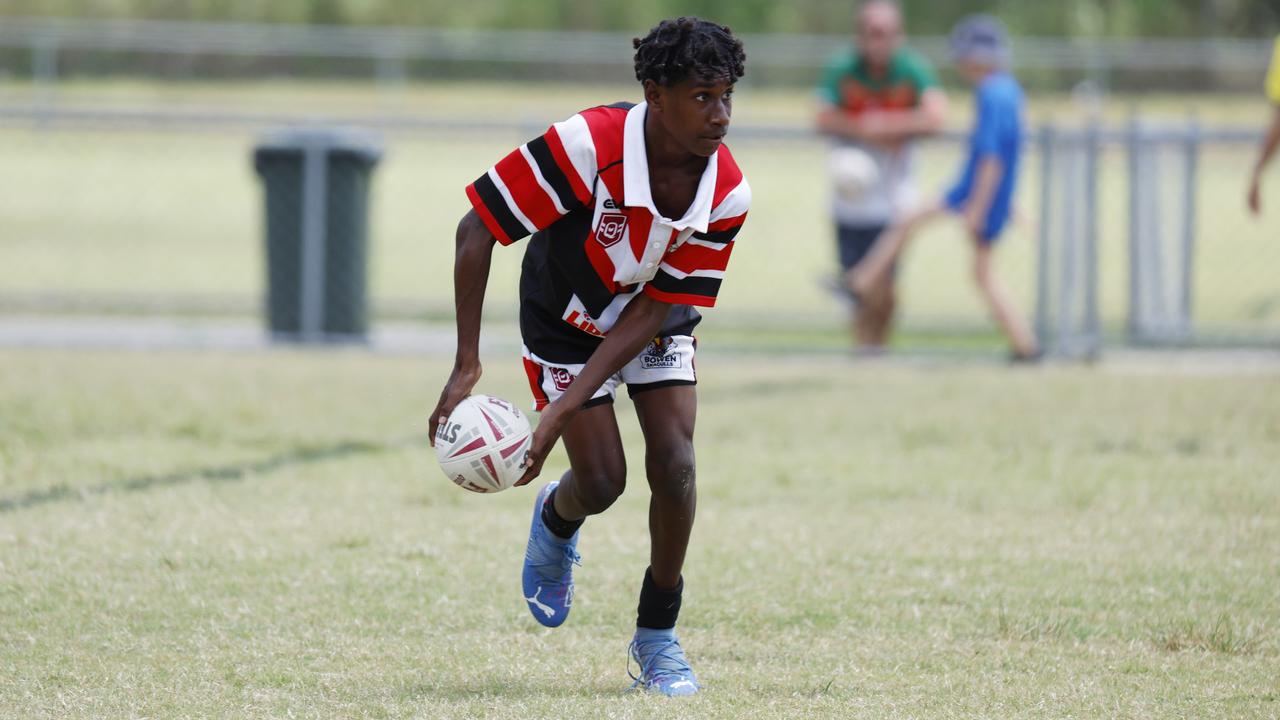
left=3, top=0, right=1279, bottom=36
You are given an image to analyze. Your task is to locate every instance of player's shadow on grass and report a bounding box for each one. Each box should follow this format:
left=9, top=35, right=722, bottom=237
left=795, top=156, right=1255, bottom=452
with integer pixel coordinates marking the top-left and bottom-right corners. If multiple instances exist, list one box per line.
left=0, top=436, right=419, bottom=514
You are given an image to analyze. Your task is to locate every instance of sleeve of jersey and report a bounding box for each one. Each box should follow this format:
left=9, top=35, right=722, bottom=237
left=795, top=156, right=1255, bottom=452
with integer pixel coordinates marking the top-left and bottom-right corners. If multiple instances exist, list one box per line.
left=971, top=90, right=1002, bottom=157
left=464, top=116, right=595, bottom=245
left=644, top=180, right=751, bottom=307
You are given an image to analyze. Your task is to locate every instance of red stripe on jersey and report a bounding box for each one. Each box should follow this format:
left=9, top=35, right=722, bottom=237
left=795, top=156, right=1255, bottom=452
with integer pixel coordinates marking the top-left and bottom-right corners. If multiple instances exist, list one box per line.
left=627, top=208, right=654, bottom=258
left=493, top=151, right=560, bottom=230
left=643, top=284, right=719, bottom=308
left=712, top=145, right=745, bottom=208
left=664, top=242, right=733, bottom=275
left=544, top=126, right=592, bottom=205
left=584, top=230, right=619, bottom=289
left=522, top=357, right=551, bottom=411
left=579, top=106, right=627, bottom=170
left=707, top=212, right=747, bottom=233
left=597, top=164, right=625, bottom=208
left=465, top=183, right=515, bottom=246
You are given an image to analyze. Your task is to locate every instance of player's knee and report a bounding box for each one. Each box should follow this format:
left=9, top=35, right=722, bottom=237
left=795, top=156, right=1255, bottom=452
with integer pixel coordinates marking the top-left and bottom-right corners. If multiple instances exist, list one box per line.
left=573, top=466, right=626, bottom=514
left=648, top=448, right=696, bottom=501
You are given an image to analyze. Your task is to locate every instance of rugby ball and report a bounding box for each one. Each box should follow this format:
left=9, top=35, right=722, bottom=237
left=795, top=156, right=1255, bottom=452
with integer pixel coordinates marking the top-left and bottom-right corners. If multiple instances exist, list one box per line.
left=829, top=146, right=881, bottom=202
left=434, top=395, right=533, bottom=493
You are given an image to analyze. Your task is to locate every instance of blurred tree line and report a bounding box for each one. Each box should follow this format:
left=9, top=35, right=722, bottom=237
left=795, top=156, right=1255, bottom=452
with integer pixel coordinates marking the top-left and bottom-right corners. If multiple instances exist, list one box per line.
left=3, top=0, right=1278, bottom=36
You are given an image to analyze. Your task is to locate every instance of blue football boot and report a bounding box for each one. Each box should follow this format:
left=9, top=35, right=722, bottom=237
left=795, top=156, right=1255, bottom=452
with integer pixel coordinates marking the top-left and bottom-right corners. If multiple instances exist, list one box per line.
left=521, top=480, right=580, bottom=627
left=628, top=627, right=700, bottom=696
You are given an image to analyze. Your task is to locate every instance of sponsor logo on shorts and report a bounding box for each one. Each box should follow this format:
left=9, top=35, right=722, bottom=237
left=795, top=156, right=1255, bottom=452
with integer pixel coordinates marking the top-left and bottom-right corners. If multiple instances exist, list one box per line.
left=596, top=213, right=628, bottom=247
left=640, top=337, right=682, bottom=370
left=548, top=366, right=575, bottom=392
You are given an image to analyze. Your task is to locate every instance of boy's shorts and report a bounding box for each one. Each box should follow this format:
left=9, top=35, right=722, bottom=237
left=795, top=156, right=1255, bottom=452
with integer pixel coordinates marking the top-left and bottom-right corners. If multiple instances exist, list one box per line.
left=836, top=223, right=890, bottom=271
left=943, top=186, right=1010, bottom=244
left=521, top=336, right=697, bottom=412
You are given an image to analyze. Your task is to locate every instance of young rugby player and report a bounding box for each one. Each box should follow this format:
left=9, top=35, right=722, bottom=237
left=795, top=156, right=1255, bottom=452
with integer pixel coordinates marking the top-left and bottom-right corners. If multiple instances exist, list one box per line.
left=849, top=15, right=1040, bottom=360
left=428, top=18, right=750, bottom=696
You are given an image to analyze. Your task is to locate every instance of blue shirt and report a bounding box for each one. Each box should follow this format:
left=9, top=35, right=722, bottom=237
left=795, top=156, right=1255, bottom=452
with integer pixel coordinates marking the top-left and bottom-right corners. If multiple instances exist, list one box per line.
left=945, top=72, right=1024, bottom=240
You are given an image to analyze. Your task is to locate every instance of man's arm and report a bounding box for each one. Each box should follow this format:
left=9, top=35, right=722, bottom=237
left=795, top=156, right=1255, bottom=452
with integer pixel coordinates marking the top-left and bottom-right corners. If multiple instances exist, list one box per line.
left=428, top=209, right=498, bottom=445
left=1247, top=106, right=1280, bottom=216
left=817, top=88, right=947, bottom=146
left=963, top=156, right=1004, bottom=239
left=517, top=293, right=672, bottom=484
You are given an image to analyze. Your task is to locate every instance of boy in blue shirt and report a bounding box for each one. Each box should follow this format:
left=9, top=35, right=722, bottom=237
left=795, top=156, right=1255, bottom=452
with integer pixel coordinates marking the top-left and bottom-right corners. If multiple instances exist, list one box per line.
left=850, top=15, right=1040, bottom=360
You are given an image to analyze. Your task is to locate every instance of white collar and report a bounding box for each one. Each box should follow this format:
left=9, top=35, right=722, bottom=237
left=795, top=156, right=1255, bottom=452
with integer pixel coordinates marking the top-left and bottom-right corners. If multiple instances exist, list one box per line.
left=622, top=101, right=718, bottom=233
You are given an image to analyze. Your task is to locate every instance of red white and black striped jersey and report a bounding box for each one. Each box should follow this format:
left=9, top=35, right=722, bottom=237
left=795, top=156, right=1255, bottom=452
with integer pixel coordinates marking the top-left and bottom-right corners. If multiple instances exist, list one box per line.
left=466, top=101, right=750, bottom=358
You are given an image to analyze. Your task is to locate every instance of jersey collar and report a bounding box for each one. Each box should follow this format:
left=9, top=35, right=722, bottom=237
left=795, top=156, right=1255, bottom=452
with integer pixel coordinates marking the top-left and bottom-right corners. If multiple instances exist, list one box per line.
left=622, top=101, right=718, bottom=233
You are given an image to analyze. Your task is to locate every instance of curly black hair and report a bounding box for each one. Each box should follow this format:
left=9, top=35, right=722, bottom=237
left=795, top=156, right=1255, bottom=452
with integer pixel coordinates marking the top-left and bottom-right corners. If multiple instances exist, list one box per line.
left=633, top=17, right=746, bottom=87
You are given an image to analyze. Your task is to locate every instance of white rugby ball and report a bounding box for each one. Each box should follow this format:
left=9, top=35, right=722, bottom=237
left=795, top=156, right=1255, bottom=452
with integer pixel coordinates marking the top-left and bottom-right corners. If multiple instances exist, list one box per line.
left=434, top=395, right=533, bottom=493
left=829, top=146, right=881, bottom=202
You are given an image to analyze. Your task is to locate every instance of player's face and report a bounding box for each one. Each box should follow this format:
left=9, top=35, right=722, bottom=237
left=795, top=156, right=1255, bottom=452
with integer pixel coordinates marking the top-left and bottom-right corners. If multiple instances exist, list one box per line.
left=650, top=77, right=734, bottom=158
left=856, top=2, right=903, bottom=68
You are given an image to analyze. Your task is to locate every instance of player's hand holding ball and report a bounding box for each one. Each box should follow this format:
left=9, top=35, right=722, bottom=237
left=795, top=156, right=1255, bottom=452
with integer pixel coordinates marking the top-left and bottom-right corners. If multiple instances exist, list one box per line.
left=434, top=394, right=533, bottom=493
left=515, top=398, right=571, bottom=487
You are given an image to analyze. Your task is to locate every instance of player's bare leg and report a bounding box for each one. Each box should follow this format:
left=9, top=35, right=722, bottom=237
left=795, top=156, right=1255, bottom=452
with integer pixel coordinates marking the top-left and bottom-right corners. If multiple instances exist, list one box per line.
left=971, top=240, right=1039, bottom=358
left=632, top=385, right=698, bottom=588
left=854, top=276, right=896, bottom=351
left=552, top=403, right=627, bottom=520
left=522, top=403, right=625, bottom=627
left=628, top=384, right=700, bottom=696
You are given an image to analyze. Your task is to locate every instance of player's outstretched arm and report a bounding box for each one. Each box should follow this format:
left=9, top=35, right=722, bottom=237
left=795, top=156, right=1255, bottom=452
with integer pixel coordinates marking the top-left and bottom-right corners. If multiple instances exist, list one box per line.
left=429, top=209, right=499, bottom=446
left=516, top=293, right=673, bottom=485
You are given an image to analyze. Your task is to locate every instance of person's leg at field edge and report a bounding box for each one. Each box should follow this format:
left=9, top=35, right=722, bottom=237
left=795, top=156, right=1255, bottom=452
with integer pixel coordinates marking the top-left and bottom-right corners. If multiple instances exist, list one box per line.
left=970, top=236, right=1039, bottom=358
left=627, top=383, right=701, bottom=696
left=838, top=225, right=896, bottom=352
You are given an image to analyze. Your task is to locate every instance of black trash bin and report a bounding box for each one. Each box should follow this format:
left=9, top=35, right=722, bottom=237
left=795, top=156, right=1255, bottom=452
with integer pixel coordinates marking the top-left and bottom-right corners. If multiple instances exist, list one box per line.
left=253, top=128, right=382, bottom=342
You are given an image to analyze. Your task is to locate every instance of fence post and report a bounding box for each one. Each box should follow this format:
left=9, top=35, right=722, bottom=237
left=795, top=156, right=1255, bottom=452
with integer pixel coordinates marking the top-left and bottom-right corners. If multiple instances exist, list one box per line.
left=1035, top=123, right=1054, bottom=349
left=1125, top=113, right=1140, bottom=342
left=1083, top=121, right=1101, bottom=357
left=1180, top=115, right=1199, bottom=339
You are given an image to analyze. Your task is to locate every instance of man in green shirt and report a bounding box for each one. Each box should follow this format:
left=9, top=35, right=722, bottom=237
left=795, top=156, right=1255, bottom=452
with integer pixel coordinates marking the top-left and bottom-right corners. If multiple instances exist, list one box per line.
left=816, top=0, right=946, bottom=352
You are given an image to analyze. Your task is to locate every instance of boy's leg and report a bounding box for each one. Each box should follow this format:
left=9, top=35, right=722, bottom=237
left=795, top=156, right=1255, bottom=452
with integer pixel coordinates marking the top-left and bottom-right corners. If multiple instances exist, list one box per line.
left=627, top=384, right=701, bottom=696
left=519, top=345, right=628, bottom=628
left=971, top=239, right=1039, bottom=358
left=839, top=224, right=896, bottom=352
left=632, top=385, right=697, bottom=590
left=552, top=403, right=628, bottom=521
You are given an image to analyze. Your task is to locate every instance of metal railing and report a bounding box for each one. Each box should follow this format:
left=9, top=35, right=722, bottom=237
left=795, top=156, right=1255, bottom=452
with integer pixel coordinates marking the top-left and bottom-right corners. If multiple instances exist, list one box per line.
left=1, top=18, right=1275, bottom=89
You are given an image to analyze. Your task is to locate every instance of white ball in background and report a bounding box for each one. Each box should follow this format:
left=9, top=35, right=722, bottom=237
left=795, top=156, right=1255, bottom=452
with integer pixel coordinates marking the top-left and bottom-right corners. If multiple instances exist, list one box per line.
left=829, top=146, right=881, bottom=202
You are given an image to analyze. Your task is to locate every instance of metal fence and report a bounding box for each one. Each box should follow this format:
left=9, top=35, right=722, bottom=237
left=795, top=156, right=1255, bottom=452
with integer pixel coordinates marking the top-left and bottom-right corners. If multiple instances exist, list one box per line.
left=1, top=18, right=1276, bottom=91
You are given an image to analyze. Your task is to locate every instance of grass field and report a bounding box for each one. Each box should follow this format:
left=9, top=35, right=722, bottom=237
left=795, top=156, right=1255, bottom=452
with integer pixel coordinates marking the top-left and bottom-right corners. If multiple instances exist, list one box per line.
left=1, top=80, right=1278, bottom=345
left=2, top=347, right=1278, bottom=718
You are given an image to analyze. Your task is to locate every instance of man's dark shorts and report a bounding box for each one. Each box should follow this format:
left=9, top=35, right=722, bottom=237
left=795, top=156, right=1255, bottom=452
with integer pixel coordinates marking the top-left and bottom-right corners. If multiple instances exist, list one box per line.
left=836, top=223, right=890, bottom=272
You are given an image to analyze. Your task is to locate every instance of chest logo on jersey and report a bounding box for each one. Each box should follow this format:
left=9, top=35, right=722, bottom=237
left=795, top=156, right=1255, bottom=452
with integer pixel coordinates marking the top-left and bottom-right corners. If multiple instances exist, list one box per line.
left=596, top=213, right=628, bottom=248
